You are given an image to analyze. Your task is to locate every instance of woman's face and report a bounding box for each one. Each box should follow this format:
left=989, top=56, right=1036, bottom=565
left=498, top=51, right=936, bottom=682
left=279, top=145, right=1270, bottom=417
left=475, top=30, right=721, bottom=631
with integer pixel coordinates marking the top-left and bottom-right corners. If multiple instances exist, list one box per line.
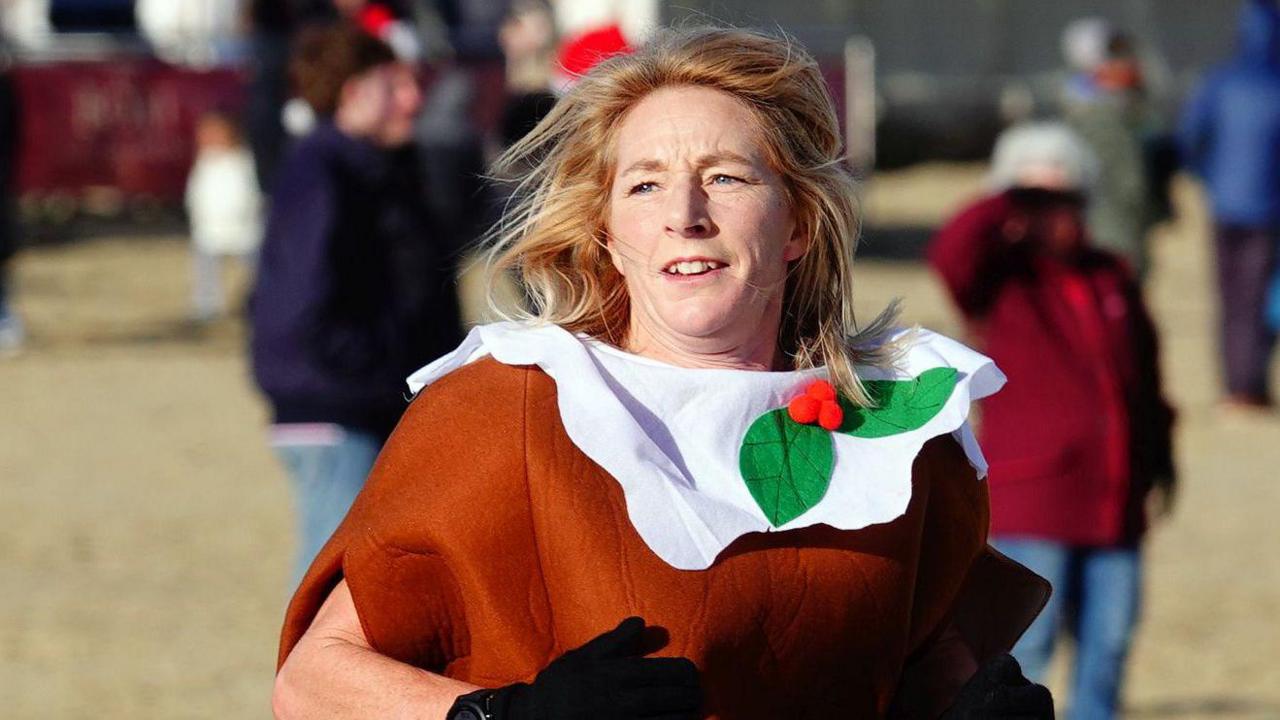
left=606, top=86, right=806, bottom=362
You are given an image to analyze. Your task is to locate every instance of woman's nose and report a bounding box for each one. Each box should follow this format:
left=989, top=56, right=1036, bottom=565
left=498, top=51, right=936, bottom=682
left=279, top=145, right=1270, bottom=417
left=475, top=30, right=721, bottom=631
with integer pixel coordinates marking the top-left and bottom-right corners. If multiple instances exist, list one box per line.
left=664, top=179, right=715, bottom=238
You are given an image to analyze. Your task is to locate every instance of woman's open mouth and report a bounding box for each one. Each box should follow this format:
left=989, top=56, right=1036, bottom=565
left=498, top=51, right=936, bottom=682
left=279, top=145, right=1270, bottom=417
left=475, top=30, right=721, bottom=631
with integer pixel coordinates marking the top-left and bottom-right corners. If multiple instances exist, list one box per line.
left=661, top=259, right=727, bottom=278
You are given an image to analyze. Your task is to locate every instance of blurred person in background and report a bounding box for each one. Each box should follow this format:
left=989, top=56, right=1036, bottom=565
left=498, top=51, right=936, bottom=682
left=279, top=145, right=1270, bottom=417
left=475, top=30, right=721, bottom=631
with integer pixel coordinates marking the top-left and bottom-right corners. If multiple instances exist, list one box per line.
left=281, top=0, right=496, bottom=255
left=0, top=47, right=22, bottom=357
left=404, top=0, right=497, bottom=266
left=929, top=122, right=1177, bottom=720
left=135, top=0, right=248, bottom=67
left=491, top=0, right=660, bottom=151
left=245, top=0, right=339, bottom=191
left=1060, top=20, right=1167, bottom=281
left=249, top=21, right=463, bottom=582
left=1180, top=0, right=1280, bottom=413
left=348, top=0, right=420, bottom=60
left=548, top=0, right=656, bottom=93
left=275, top=1, right=424, bottom=140
left=416, top=0, right=509, bottom=60
left=498, top=0, right=555, bottom=148
left=185, top=110, right=263, bottom=324
left=1061, top=17, right=1114, bottom=105
left=0, top=0, right=53, bottom=50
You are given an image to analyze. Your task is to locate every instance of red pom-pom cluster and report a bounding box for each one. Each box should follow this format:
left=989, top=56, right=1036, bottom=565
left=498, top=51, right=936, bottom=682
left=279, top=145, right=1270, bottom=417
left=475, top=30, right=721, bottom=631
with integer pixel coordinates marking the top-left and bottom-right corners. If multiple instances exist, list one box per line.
left=787, top=380, right=844, bottom=431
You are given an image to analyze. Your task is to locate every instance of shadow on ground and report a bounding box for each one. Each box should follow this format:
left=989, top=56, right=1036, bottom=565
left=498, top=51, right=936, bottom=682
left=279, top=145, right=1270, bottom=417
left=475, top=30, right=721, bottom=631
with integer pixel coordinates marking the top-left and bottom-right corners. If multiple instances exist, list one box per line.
left=1125, top=697, right=1280, bottom=718
left=79, top=316, right=246, bottom=350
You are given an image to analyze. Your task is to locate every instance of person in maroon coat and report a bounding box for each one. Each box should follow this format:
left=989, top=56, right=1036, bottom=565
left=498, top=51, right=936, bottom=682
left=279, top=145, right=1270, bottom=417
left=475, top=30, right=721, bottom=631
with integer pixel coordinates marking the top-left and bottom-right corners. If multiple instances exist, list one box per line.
left=928, top=122, right=1175, bottom=720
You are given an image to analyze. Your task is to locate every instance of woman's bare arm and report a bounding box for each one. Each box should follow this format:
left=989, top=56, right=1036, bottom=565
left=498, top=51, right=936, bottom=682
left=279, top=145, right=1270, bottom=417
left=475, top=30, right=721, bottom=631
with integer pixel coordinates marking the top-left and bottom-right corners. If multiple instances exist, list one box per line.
left=273, top=579, right=479, bottom=719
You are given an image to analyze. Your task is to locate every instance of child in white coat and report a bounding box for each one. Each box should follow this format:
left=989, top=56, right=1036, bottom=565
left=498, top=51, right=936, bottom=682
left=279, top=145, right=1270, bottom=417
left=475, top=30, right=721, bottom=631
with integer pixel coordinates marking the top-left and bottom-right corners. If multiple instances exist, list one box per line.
left=185, top=111, right=262, bottom=322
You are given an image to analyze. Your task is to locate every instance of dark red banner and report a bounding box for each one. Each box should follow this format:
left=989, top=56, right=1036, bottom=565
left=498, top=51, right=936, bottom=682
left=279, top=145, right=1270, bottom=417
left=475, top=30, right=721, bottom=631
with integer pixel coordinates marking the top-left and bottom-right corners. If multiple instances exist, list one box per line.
left=11, top=58, right=510, bottom=204
left=14, top=58, right=244, bottom=201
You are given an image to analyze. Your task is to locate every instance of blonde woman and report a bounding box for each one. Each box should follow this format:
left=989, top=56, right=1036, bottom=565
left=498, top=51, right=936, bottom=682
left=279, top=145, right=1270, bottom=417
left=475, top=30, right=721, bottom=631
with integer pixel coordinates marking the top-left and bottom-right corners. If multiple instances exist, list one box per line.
left=274, top=27, right=1052, bottom=720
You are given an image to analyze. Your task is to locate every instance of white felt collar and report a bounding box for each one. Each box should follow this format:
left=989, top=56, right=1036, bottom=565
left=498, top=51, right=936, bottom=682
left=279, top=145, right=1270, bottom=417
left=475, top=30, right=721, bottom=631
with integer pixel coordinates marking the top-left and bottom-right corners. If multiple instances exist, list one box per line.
left=407, top=321, right=1005, bottom=570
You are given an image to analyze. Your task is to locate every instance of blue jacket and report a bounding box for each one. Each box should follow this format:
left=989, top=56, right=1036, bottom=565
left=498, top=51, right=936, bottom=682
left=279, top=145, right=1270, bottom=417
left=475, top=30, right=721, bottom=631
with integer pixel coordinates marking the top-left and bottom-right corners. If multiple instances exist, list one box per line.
left=1180, top=0, right=1280, bottom=226
left=250, top=122, right=464, bottom=439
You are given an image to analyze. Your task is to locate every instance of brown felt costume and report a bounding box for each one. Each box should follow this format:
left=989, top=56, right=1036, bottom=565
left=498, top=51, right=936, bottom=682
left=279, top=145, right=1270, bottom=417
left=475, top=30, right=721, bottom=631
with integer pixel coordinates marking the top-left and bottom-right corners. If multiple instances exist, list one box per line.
left=279, top=358, right=1048, bottom=718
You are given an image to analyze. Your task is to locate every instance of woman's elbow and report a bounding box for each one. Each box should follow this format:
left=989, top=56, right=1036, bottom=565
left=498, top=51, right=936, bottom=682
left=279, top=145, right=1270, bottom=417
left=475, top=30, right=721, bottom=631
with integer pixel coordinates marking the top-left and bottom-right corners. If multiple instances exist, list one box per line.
left=272, top=653, right=308, bottom=719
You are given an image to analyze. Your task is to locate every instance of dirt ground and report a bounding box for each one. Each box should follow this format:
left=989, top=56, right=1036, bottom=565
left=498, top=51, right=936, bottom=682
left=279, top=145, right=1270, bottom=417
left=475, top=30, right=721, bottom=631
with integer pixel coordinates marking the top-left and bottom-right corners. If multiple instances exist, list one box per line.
left=2, top=170, right=1279, bottom=718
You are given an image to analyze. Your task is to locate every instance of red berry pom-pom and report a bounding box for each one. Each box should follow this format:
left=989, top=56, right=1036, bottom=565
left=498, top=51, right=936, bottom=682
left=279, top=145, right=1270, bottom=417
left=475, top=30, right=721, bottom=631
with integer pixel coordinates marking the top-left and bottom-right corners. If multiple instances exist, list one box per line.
left=806, top=380, right=837, bottom=402
left=817, top=400, right=844, bottom=431
left=788, top=395, right=820, bottom=424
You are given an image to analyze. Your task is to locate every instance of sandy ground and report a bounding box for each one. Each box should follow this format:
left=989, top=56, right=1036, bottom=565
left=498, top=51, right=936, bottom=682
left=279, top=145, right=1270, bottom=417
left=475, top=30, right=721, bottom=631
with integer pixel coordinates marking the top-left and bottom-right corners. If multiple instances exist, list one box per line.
left=3, top=170, right=1279, bottom=718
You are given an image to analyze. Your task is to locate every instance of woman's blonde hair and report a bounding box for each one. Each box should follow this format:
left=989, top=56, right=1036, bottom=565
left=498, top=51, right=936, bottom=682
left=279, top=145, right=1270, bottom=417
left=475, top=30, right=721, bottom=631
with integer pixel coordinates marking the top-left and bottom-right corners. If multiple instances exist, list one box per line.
left=485, top=25, right=897, bottom=405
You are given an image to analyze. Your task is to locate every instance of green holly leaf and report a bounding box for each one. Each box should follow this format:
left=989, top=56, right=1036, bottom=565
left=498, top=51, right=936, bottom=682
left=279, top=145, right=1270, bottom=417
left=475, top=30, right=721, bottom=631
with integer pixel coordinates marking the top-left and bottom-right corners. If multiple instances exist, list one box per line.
left=738, top=409, right=834, bottom=527
left=838, top=367, right=958, bottom=438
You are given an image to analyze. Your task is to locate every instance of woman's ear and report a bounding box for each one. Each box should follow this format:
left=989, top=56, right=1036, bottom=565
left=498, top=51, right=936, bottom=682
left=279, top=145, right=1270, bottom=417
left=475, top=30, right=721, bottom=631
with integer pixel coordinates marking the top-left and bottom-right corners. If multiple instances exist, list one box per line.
left=603, top=227, right=628, bottom=277
left=783, top=218, right=811, bottom=263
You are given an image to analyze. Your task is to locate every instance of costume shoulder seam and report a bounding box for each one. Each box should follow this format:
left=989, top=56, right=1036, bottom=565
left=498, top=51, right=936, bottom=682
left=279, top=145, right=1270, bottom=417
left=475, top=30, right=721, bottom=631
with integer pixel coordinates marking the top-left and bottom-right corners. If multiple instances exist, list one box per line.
left=417, top=355, right=538, bottom=394
left=404, top=357, right=560, bottom=432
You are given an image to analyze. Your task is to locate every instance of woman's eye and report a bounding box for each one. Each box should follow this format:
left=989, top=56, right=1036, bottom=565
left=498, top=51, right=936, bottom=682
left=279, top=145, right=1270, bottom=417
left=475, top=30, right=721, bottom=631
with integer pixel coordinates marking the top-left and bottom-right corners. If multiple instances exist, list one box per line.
left=628, top=182, right=658, bottom=195
left=710, top=174, right=742, bottom=186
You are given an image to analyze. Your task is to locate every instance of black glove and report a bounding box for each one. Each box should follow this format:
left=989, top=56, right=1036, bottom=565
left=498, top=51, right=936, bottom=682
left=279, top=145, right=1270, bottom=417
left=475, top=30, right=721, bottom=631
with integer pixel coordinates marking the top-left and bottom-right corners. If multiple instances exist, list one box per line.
left=482, top=617, right=702, bottom=720
left=943, top=654, right=1054, bottom=720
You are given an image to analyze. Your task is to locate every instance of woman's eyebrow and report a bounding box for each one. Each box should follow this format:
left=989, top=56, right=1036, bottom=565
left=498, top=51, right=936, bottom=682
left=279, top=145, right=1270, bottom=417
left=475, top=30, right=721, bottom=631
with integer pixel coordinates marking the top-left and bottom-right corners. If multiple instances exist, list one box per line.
left=620, top=158, right=666, bottom=176
left=695, top=151, right=755, bottom=169
left=619, top=151, right=757, bottom=176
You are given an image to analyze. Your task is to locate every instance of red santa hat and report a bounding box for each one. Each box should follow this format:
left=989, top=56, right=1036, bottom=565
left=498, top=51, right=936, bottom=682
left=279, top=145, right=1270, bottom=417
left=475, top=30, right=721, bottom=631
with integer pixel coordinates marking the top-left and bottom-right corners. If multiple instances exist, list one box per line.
left=355, top=3, right=420, bottom=61
left=553, top=24, right=631, bottom=92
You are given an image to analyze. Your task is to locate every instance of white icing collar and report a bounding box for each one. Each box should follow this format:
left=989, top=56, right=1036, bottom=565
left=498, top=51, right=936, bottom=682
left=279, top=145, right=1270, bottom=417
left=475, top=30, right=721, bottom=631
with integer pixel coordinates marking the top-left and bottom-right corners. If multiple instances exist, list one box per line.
left=407, top=322, right=1005, bottom=570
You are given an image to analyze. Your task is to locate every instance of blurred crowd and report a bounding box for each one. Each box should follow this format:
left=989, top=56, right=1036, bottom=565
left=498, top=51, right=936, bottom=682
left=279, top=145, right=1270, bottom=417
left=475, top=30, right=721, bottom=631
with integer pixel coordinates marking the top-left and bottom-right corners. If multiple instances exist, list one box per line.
left=927, top=4, right=1280, bottom=718
left=2, top=1, right=1279, bottom=718
left=164, top=0, right=660, bottom=586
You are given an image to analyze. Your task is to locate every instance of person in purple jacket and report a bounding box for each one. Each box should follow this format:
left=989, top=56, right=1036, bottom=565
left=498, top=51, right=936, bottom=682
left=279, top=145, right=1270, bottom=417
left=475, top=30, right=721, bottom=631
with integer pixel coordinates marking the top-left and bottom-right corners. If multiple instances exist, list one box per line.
left=250, top=22, right=463, bottom=582
left=1180, top=0, right=1280, bottom=412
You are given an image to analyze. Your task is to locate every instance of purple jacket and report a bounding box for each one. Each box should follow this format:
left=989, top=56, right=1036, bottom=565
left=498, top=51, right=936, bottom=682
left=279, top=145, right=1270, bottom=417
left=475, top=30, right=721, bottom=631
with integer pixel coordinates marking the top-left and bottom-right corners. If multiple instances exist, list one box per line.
left=250, top=122, right=463, bottom=439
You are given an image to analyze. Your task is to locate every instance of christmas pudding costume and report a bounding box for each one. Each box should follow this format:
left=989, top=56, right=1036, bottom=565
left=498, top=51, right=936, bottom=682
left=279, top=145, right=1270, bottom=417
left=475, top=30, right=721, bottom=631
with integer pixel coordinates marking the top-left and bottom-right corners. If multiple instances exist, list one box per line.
left=279, top=323, right=1049, bottom=718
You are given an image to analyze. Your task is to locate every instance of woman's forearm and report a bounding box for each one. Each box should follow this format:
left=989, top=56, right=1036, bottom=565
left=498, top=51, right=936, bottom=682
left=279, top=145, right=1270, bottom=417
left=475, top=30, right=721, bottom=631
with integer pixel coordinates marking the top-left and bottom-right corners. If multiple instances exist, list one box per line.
left=273, top=580, right=479, bottom=719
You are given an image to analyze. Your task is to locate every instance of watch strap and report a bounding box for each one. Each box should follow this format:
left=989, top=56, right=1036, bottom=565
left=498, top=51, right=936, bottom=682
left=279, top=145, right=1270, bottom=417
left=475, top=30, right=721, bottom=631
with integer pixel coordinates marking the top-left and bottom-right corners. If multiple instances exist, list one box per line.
left=447, top=689, right=496, bottom=720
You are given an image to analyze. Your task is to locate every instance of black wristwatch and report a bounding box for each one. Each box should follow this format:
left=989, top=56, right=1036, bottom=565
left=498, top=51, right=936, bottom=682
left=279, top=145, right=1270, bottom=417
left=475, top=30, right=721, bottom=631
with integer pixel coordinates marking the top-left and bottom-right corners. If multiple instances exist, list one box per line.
left=446, top=689, right=496, bottom=720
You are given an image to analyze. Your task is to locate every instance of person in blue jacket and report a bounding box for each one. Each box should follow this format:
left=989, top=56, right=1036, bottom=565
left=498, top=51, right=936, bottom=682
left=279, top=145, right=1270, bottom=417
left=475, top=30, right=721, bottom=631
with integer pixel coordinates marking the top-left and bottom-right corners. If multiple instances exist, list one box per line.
left=250, top=22, right=464, bottom=582
left=1179, top=0, right=1280, bottom=412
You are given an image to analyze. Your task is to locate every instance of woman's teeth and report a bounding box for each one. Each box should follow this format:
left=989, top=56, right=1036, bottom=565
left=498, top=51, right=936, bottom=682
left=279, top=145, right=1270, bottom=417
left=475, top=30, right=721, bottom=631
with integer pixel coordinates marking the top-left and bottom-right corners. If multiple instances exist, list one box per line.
left=664, top=260, right=725, bottom=275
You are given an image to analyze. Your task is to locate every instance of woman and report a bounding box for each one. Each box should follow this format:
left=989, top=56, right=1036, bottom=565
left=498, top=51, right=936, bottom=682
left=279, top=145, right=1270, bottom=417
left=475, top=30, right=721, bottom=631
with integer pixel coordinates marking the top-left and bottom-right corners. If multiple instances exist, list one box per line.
left=274, top=27, right=1052, bottom=719
left=928, top=123, right=1175, bottom=720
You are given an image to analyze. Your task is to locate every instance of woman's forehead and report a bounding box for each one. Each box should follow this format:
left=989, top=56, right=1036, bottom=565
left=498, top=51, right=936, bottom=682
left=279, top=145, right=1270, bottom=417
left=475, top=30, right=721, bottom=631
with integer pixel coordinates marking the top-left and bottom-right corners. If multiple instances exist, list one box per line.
left=612, top=86, right=769, bottom=168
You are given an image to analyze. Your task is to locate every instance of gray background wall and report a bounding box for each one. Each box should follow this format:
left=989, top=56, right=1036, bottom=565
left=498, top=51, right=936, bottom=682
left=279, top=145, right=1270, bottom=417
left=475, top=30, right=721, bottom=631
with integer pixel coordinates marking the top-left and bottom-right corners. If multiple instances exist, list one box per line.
left=665, top=0, right=1238, bottom=87
left=663, top=1, right=1242, bottom=166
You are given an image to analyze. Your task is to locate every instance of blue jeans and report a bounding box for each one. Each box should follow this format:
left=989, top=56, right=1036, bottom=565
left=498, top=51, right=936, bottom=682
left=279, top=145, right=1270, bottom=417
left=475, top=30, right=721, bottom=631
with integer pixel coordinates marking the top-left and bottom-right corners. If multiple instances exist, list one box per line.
left=0, top=264, right=23, bottom=353
left=994, top=538, right=1142, bottom=720
left=273, top=426, right=383, bottom=585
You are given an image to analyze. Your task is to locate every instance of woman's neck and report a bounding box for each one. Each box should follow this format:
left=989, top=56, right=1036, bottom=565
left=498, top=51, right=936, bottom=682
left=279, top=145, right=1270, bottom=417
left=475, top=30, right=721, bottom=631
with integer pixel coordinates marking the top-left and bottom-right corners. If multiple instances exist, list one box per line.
left=622, top=318, right=786, bottom=371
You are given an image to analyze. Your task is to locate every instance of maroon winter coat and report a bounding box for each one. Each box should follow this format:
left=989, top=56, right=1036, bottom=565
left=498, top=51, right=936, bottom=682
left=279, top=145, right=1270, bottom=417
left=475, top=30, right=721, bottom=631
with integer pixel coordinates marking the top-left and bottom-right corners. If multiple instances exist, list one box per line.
left=928, top=190, right=1175, bottom=546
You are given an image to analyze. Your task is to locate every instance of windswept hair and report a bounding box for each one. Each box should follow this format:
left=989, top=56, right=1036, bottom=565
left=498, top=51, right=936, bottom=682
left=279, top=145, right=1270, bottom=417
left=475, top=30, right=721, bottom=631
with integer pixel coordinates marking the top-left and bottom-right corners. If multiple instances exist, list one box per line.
left=484, top=26, right=898, bottom=405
